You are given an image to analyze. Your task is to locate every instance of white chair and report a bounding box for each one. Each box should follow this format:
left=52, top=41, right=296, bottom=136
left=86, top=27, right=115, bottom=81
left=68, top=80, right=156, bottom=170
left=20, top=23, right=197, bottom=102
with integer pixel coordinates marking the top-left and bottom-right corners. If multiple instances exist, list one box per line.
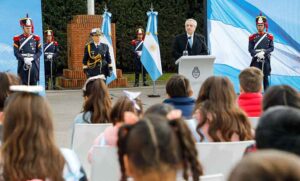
left=196, top=140, right=255, bottom=180
left=200, top=174, right=223, bottom=181
left=249, top=117, right=259, bottom=129
left=91, top=146, right=120, bottom=181
left=71, top=123, right=112, bottom=178
left=91, top=146, right=224, bottom=181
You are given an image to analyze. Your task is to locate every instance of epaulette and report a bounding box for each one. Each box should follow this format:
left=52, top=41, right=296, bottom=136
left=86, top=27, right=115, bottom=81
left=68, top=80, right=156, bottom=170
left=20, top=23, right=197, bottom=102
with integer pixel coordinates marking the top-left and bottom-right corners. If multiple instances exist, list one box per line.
left=249, top=34, right=256, bottom=41
left=267, top=33, right=274, bottom=41
left=33, top=35, right=40, bottom=41
left=131, top=40, right=136, bottom=46
left=54, top=41, right=59, bottom=46
left=13, top=35, right=20, bottom=42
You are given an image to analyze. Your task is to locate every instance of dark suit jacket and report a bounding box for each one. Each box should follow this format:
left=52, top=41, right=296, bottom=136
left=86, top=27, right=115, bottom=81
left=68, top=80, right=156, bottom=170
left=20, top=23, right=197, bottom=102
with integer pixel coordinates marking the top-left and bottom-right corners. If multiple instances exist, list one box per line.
left=172, top=33, right=208, bottom=61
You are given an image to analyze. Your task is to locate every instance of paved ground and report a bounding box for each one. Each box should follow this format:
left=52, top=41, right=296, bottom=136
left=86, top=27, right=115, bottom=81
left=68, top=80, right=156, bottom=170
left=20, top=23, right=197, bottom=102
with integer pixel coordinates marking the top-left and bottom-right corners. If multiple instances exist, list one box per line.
left=46, top=85, right=167, bottom=148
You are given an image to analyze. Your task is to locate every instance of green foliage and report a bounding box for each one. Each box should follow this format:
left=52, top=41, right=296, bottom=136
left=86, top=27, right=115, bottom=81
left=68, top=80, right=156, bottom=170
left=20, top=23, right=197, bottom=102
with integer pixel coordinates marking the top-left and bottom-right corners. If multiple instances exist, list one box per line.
left=42, top=0, right=205, bottom=73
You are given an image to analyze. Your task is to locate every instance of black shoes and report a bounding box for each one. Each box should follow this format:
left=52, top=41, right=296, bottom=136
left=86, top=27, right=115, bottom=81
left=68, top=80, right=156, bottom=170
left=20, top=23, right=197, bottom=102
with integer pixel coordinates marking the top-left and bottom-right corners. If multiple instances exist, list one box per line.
left=143, top=82, right=149, bottom=86
left=134, top=82, right=139, bottom=87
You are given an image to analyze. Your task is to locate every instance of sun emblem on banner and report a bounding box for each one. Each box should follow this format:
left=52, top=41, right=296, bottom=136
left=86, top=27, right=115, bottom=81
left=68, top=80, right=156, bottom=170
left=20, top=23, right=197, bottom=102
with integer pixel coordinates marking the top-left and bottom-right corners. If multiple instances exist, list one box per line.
left=150, top=44, right=156, bottom=52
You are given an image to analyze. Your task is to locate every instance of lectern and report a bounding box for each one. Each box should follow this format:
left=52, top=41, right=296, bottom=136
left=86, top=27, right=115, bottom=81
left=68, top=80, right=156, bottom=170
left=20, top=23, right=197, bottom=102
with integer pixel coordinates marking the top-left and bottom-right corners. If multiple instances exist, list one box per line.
left=175, top=55, right=216, bottom=98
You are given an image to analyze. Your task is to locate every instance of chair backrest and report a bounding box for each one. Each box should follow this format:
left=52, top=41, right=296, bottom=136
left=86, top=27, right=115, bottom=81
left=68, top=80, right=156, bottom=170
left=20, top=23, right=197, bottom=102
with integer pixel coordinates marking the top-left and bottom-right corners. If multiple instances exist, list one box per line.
left=91, top=146, right=120, bottom=181
left=249, top=117, right=259, bottom=129
left=196, top=140, right=255, bottom=179
left=200, top=174, right=224, bottom=181
left=91, top=146, right=224, bottom=181
left=71, top=123, right=112, bottom=178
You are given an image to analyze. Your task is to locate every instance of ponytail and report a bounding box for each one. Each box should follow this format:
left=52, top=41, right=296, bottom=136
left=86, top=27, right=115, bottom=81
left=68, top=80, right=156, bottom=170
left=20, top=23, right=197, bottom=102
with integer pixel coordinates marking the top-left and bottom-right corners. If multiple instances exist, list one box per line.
left=169, top=119, right=203, bottom=181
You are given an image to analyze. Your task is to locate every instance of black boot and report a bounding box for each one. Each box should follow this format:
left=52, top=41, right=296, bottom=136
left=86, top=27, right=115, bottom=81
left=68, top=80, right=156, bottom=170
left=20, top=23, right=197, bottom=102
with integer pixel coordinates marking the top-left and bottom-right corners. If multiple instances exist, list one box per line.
left=134, top=73, right=139, bottom=87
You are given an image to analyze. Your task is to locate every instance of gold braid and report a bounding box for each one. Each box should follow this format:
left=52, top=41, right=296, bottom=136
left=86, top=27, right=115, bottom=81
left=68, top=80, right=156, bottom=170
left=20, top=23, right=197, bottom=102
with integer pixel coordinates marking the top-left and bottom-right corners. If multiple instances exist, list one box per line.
left=87, top=44, right=102, bottom=69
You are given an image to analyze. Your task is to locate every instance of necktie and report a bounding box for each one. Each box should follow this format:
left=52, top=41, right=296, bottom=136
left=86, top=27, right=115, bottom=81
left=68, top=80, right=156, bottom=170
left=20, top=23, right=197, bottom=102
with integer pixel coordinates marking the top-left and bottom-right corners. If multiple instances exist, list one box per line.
left=188, top=37, right=193, bottom=47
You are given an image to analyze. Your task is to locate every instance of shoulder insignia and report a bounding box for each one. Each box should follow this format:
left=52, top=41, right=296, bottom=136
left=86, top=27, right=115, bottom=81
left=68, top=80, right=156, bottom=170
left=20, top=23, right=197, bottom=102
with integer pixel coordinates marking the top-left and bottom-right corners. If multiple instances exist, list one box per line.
left=33, top=35, right=40, bottom=41
left=131, top=40, right=136, bottom=46
left=13, top=35, right=20, bottom=42
left=267, top=33, right=274, bottom=41
left=249, top=34, right=256, bottom=41
left=54, top=41, right=59, bottom=46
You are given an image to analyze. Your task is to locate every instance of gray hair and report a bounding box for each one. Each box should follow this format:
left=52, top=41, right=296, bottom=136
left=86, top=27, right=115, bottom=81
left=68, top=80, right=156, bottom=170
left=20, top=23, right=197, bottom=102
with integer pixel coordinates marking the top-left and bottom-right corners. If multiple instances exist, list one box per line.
left=185, top=18, right=197, bottom=27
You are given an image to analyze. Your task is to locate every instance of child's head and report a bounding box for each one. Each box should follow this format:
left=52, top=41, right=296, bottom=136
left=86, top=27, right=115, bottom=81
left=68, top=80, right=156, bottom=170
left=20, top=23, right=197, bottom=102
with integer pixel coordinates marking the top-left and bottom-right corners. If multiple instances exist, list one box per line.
left=6, top=72, right=21, bottom=87
left=117, top=114, right=203, bottom=181
left=196, top=76, right=237, bottom=108
left=262, top=85, right=300, bottom=111
left=0, top=72, right=10, bottom=111
left=195, top=76, right=252, bottom=141
left=239, top=67, right=263, bottom=93
left=144, top=103, right=174, bottom=117
left=82, top=76, right=112, bottom=123
left=2, top=90, right=65, bottom=180
left=228, top=150, right=300, bottom=181
left=166, top=74, right=192, bottom=98
left=256, top=106, right=300, bottom=156
left=110, top=96, right=143, bottom=125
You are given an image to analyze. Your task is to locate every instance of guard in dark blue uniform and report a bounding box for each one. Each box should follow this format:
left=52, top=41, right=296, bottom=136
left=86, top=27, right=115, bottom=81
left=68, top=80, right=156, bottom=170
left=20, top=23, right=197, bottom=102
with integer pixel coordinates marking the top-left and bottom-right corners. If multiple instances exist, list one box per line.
left=131, top=28, right=148, bottom=87
left=249, top=14, right=274, bottom=90
left=44, top=29, right=59, bottom=89
left=13, top=15, right=42, bottom=85
left=82, top=28, right=112, bottom=79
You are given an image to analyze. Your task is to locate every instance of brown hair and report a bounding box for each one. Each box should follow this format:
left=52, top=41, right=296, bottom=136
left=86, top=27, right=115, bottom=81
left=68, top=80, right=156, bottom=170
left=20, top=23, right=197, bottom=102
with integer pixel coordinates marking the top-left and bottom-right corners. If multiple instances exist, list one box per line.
left=83, top=79, right=112, bottom=123
left=117, top=114, right=203, bottom=181
left=262, top=85, right=300, bottom=111
left=110, top=96, right=143, bottom=125
left=6, top=73, right=21, bottom=87
left=1, top=92, right=65, bottom=180
left=239, top=67, right=263, bottom=93
left=228, top=150, right=300, bottom=181
left=195, top=76, right=253, bottom=141
left=166, top=74, right=192, bottom=97
left=0, top=72, right=9, bottom=111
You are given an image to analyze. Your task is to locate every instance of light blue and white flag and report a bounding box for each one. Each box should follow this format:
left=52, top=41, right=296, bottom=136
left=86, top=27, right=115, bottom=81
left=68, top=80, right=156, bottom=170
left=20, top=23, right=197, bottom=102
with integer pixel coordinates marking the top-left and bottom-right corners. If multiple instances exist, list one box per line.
left=208, top=0, right=300, bottom=91
left=141, top=10, right=162, bottom=81
left=101, top=9, right=117, bottom=84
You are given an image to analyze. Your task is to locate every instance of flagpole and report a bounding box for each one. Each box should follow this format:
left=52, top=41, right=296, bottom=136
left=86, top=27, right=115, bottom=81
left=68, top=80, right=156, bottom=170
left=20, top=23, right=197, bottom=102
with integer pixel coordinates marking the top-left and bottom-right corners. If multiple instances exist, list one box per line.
left=147, top=3, right=160, bottom=98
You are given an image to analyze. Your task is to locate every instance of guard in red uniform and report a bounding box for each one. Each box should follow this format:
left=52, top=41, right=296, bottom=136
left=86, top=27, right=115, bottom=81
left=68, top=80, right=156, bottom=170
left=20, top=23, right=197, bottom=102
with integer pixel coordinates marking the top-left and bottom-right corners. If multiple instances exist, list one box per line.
left=248, top=14, right=274, bottom=90
left=44, top=29, right=59, bottom=89
left=13, top=14, right=42, bottom=85
left=131, top=28, right=148, bottom=87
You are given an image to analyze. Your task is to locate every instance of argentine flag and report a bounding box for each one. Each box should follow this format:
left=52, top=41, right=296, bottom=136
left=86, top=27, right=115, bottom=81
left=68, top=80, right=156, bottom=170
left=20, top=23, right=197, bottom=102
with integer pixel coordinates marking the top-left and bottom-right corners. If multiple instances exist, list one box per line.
left=101, top=10, right=117, bottom=84
left=208, top=0, right=300, bottom=91
left=141, top=10, right=162, bottom=81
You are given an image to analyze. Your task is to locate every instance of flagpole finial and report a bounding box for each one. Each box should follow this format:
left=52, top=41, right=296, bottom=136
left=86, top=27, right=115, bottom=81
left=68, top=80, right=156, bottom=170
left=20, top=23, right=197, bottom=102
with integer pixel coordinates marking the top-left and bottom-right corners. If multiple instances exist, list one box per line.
left=150, top=3, right=154, bottom=12
left=104, top=3, right=108, bottom=12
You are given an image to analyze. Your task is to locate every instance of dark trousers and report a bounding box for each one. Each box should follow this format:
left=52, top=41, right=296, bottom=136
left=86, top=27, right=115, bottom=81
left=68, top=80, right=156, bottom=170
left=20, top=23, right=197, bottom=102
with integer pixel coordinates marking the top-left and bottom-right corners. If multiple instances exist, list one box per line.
left=45, top=60, right=56, bottom=88
left=135, top=58, right=147, bottom=83
left=263, top=75, right=269, bottom=91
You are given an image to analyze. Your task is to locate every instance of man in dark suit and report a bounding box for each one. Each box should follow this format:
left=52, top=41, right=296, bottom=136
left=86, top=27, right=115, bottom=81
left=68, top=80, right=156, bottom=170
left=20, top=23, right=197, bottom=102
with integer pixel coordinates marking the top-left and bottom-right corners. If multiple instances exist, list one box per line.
left=172, top=18, right=208, bottom=62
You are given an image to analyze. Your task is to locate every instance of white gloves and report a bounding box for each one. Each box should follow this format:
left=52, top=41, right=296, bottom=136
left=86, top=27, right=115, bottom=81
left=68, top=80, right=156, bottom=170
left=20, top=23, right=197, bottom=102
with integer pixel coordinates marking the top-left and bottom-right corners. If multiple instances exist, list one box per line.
left=24, top=57, right=34, bottom=66
left=47, top=54, right=53, bottom=59
left=136, top=51, right=142, bottom=57
left=255, top=51, right=265, bottom=60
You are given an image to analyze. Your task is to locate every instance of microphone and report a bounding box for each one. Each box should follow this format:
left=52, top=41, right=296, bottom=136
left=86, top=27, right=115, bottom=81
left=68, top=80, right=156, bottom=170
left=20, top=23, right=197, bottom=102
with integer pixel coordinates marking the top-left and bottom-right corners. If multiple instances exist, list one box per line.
left=183, top=36, right=191, bottom=56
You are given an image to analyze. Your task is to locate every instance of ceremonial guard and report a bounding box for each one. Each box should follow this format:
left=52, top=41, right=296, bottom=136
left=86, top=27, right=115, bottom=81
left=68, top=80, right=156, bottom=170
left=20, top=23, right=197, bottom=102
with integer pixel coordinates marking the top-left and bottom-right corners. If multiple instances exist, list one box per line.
left=44, top=29, right=59, bottom=89
left=13, top=14, right=42, bottom=85
left=82, top=28, right=112, bottom=79
left=131, top=28, right=148, bottom=87
left=249, top=14, right=274, bottom=90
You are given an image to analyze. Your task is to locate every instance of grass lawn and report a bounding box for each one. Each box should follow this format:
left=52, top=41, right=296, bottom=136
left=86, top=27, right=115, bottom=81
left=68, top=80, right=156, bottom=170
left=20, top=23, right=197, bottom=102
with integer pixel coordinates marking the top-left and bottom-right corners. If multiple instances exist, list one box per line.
left=123, top=72, right=175, bottom=84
